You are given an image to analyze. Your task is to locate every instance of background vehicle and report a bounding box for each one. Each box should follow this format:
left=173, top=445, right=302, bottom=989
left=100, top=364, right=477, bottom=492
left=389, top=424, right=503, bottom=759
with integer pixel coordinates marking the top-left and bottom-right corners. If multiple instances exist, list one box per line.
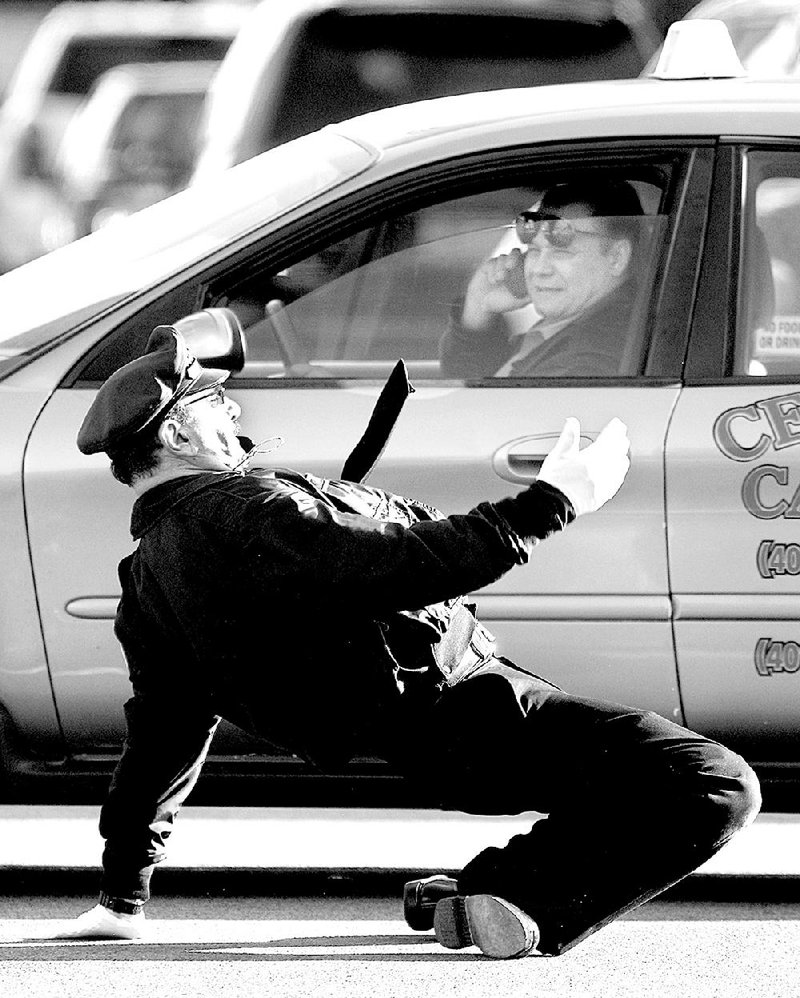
left=3, top=22, right=800, bottom=808
left=641, top=0, right=714, bottom=33
left=192, top=0, right=664, bottom=180
left=0, top=1, right=245, bottom=272
left=55, top=61, right=220, bottom=241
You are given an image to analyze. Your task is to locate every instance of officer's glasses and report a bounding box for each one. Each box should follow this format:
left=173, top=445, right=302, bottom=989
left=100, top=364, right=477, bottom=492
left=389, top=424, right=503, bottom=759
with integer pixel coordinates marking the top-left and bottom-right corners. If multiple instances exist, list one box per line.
left=514, top=211, right=605, bottom=249
left=185, top=385, right=227, bottom=408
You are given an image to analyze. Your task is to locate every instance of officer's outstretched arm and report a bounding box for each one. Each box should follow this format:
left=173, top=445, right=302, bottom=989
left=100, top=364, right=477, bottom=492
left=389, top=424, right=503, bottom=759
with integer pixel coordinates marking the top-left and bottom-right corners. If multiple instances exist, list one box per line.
left=536, top=417, right=630, bottom=517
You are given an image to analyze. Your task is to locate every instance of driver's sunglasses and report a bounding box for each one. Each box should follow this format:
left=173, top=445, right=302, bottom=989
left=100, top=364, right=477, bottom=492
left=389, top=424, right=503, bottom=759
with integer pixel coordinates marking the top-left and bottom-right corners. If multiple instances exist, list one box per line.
left=514, top=211, right=603, bottom=249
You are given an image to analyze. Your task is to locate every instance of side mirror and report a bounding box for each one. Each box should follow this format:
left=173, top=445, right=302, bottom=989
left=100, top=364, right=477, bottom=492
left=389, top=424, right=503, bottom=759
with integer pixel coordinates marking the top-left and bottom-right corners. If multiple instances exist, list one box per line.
left=172, top=307, right=246, bottom=371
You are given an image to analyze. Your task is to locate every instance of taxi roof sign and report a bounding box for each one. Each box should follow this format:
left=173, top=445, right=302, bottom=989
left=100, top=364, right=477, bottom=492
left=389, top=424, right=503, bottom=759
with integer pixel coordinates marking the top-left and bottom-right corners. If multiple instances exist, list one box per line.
left=648, top=19, right=746, bottom=80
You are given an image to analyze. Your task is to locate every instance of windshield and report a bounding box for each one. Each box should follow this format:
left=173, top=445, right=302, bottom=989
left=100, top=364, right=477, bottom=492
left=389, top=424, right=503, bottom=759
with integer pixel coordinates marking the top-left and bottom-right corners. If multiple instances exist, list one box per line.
left=267, top=11, right=644, bottom=148
left=0, top=130, right=374, bottom=378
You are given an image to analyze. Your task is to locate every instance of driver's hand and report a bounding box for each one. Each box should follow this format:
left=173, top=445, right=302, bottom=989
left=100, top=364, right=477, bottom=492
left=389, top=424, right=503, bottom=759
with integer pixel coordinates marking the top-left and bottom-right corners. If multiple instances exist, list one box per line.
left=538, top=417, right=630, bottom=516
left=461, top=249, right=530, bottom=329
left=52, top=903, right=145, bottom=940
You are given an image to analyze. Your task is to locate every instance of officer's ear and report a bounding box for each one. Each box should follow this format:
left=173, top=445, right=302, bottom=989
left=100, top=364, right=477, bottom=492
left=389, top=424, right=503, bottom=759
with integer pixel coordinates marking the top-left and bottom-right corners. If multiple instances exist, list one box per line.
left=157, top=414, right=195, bottom=455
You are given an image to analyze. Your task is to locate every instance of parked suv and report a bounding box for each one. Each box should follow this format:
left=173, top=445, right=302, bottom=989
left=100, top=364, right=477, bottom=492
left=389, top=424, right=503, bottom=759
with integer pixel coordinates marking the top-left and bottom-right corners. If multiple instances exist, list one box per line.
left=0, top=1, right=246, bottom=272
left=192, top=0, right=663, bottom=180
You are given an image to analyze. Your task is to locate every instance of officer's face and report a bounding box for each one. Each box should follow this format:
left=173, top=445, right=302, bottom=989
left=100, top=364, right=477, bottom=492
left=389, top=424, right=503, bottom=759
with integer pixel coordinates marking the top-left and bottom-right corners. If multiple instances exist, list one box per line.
left=183, top=387, right=246, bottom=470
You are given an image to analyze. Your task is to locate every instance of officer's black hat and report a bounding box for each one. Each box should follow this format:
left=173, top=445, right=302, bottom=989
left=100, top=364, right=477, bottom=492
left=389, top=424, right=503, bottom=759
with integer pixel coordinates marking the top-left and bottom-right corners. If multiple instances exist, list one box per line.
left=77, top=325, right=230, bottom=456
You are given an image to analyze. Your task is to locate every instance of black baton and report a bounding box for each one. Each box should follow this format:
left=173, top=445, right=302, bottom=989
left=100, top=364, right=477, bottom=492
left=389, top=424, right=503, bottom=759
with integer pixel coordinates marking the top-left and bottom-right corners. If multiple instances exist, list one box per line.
left=341, top=359, right=414, bottom=483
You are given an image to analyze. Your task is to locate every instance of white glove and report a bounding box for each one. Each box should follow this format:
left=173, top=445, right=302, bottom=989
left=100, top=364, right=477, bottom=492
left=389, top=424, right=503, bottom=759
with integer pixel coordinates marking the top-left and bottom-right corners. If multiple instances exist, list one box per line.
left=537, top=417, right=630, bottom=517
left=53, top=903, right=145, bottom=940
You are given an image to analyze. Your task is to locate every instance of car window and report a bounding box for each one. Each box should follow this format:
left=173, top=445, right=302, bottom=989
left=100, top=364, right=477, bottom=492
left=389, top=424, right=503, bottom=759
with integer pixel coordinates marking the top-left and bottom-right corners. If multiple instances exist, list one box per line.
left=212, top=177, right=667, bottom=382
left=737, top=151, right=800, bottom=377
left=49, top=37, right=230, bottom=96
left=110, top=92, right=206, bottom=186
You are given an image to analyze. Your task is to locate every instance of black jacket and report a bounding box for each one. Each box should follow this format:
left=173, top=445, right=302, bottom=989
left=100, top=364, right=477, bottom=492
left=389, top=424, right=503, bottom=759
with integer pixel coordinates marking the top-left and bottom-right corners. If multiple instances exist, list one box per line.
left=115, top=468, right=573, bottom=763
left=99, top=468, right=573, bottom=899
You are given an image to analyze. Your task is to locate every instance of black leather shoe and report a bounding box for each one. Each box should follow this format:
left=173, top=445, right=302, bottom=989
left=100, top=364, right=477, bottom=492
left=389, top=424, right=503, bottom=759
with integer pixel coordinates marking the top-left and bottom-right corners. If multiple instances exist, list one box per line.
left=403, top=875, right=459, bottom=931
left=434, top=894, right=541, bottom=959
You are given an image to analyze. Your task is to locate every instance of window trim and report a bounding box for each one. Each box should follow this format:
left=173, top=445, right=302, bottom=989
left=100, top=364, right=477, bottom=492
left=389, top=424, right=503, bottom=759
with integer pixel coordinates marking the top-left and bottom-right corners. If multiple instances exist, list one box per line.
left=685, top=140, right=800, bottom=385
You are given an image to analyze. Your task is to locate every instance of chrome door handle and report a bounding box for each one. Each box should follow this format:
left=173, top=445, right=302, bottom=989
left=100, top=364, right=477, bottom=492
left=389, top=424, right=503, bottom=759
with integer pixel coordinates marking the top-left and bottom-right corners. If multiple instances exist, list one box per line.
left=492, top=433, right=593, bottom=484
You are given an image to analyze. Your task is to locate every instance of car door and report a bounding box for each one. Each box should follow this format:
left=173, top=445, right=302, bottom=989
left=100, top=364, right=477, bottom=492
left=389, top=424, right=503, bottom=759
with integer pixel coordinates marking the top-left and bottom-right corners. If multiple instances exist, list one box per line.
left=668, top=143, right=800, bottom=771
left=23, top=140, right=712, bottom=760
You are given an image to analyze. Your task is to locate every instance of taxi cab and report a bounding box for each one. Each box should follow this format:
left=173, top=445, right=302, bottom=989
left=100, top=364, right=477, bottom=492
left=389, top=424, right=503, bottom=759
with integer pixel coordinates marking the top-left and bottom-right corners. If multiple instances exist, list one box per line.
left=2, top=20, right=799, bottom=803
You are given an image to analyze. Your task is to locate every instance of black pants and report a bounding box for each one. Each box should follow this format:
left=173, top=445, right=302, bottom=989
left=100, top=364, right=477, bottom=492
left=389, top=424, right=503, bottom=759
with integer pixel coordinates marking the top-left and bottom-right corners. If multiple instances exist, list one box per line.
left=408, top=663, right=761, bottom=956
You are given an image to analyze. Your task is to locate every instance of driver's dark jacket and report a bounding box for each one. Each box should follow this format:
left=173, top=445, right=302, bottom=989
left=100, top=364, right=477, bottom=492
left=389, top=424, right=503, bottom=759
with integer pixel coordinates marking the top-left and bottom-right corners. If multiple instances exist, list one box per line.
left=440, top=279, right=637, bottom=380
left=99, top=467, right=574, bottom=901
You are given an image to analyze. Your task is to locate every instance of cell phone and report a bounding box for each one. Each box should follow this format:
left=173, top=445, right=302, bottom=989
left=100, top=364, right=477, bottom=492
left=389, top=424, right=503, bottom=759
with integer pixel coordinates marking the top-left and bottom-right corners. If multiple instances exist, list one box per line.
left=503, top=251, right=528, bottom=300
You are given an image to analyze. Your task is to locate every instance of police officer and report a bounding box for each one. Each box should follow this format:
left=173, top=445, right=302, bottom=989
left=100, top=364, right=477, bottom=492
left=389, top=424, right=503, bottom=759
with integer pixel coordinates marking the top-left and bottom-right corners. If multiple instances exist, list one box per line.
left=58, top=326, right=760, bottom=958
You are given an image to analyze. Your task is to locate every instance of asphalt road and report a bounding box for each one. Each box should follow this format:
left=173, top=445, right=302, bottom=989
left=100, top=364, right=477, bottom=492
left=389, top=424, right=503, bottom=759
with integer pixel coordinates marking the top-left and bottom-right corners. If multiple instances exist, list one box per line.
left=3, top=808, right=800, bottom=996
left=2, top=883, right=800, bottom=998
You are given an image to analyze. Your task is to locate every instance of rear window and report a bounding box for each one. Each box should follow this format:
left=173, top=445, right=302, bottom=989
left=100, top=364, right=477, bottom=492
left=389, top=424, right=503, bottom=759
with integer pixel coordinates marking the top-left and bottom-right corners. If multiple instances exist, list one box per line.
left=266, top=11, right=645, bottom=147
left=49, top=37, right=231, bottom=95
